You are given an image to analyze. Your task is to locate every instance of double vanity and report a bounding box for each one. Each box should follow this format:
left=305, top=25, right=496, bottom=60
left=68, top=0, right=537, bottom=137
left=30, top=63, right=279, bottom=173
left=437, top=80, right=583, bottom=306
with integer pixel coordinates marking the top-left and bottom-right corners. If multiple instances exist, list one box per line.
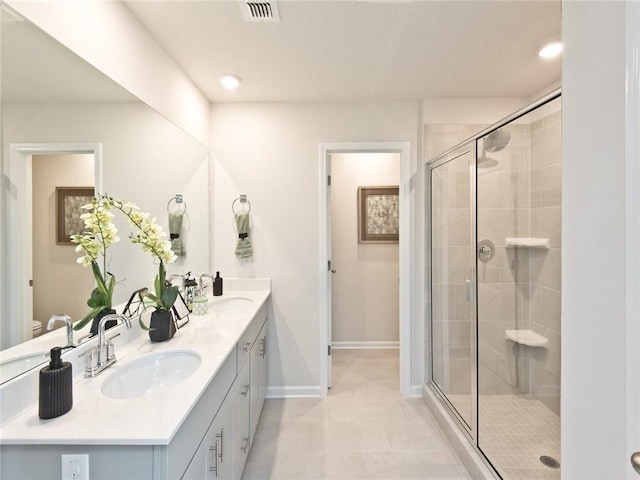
left=0, top=278, right=271, bottom=480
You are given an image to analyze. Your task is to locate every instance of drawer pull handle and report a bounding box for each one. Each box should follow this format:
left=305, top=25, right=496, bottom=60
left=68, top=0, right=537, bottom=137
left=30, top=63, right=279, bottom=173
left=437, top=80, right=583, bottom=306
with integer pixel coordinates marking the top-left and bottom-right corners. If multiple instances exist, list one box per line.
left=216, top=428, right=224, bottom=462
left=260, top=336, right=267, bottom=358
left=242, top=341, right=251, bottom=352
left=241, top=436, right=250, bottom=453
left=210, top=439, right=220, bottom=476
left=241, top=384, right=250, bottom=397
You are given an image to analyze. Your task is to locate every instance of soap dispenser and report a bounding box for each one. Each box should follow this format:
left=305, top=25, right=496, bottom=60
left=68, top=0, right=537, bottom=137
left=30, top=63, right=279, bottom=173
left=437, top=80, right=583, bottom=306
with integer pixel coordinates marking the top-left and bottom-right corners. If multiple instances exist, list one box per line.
left=213, top=271, right=223, bottom=297
left=39, top=346, right=73, bottom=420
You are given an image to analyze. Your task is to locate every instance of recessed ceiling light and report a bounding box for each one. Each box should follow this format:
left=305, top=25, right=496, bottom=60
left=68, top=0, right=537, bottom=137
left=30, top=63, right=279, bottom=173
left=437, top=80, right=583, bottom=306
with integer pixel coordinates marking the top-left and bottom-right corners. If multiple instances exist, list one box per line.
left=219, top=74, right=242, bottom=90
left=539, top=41, right=563, bottom=59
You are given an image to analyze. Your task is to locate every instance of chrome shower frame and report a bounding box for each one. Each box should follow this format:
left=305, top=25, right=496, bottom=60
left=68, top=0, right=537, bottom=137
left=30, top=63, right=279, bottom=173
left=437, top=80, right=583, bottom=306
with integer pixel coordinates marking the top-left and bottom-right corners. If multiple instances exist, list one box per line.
left=424, top=87, right=561, bottom=478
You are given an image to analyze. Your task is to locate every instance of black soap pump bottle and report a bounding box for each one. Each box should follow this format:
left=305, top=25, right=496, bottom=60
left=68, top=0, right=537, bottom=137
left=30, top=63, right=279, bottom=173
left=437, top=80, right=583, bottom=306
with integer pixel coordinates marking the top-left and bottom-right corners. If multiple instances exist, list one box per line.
left=39, top=347, right=73, bottom=420
left=213, top=271, right=223, bottom=297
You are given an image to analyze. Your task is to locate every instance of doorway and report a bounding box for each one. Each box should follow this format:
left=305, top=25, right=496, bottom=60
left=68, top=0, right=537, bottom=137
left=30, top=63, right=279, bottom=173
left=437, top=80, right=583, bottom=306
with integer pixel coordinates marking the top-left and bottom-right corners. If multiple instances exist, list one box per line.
left=31, top=153, right=95, bottom=338
left=3, top=143, right=101, bottom=349
left=319, top=142, right=411, bottom=397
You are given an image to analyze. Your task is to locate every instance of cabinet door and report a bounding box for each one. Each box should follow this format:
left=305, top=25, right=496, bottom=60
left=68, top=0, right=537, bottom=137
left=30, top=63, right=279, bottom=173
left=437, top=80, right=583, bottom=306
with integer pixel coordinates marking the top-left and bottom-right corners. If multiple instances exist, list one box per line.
left=233, top=358, right=251, bottom=478
left=250, top=321, right=268, bottom=441
left=207, top=393, right=234, bottom=480
left=182, top=428, right=209, bottom=480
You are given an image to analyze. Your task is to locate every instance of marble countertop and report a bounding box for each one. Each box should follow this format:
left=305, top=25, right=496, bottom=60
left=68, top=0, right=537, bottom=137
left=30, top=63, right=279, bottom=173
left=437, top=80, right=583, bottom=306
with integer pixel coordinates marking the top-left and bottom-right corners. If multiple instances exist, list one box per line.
left=0, top=280, right=270, bottom=446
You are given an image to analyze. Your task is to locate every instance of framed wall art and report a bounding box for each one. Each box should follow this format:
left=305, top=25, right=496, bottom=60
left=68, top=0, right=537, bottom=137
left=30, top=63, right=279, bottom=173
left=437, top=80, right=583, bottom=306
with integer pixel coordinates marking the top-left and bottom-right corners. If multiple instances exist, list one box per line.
left=56, top=186, right=94, bottom=244
left=357, top=186, right=399, bottom=243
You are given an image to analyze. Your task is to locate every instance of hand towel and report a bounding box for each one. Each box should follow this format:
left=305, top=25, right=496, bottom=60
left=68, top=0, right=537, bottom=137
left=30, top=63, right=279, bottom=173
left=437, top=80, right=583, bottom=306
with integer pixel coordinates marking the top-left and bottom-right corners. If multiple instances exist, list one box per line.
left=169, top=212, right=185, bottom=257
left=235, top=212, right=253, bottom=258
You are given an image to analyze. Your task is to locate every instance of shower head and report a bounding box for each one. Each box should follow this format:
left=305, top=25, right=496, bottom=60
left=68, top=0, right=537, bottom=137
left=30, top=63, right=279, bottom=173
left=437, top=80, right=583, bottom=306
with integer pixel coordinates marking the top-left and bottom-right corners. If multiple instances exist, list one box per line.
left=484, top=128, right=511, bottom=153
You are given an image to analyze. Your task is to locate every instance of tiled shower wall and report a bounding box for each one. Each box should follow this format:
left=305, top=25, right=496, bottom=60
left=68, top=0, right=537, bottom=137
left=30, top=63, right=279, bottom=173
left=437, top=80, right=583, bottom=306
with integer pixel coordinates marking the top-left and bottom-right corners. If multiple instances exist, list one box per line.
left=426, top=110, right=561, bottom=416
left=528, top=111, right=562, bottom=415
left=477, top=123, right=532, bottom=398
left=426, top=125, right=485, bottom=410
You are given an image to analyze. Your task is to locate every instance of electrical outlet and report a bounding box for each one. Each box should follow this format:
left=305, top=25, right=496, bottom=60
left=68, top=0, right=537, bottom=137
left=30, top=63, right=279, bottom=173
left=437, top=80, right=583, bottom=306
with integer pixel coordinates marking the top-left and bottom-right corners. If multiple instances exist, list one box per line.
left=61, top=454, right=89, bottom=480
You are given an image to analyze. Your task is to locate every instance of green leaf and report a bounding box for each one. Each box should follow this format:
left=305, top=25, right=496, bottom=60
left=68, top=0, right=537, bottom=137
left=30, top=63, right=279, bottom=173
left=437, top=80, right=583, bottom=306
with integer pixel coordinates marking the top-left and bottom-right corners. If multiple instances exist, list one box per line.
left=144, top=292, right=162, bottom=310
left=87, top=287, right=106, bottom=309
left=162, top=285, right=178, bottom=310
left=105, top=273, right=115, bottom=309
left=73, top=306, right=104, bottom=331
left=154, top=274, right=162, bottom=300
left=91, top=261, right=107, bottom=294
left=138, top=317, right=152, bottom=331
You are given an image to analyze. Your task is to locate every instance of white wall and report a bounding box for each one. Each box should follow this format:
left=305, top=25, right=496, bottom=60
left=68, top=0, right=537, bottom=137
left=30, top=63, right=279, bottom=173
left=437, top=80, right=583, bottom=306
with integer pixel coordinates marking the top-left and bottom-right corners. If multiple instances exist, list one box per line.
left=6, top=0, right=210, bottom=146
left=3, top=103, right=210, bottom=309
left=331, top=152, right=400, bottom=345
left=562, top=1, right=629, bottom=478
left=211, top=102, right=419, bottom=394
left=422, top=98, right=530, bottom=132
left=32, top=154, right=94, bottom=329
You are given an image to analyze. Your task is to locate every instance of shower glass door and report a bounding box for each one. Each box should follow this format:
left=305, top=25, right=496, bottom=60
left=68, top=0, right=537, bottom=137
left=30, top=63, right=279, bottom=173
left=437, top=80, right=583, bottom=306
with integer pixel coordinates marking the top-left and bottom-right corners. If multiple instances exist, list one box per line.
left=476, top=97, right=562, bottom=479
left=430, top=143, right=475, bottom=431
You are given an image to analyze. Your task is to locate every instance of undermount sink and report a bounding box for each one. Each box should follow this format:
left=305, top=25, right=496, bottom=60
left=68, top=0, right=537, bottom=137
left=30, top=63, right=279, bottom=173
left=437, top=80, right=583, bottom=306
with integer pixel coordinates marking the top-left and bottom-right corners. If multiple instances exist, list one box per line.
left=101, top=350, right=201, bottom=400
left=0, top=351, right=50, bottom=384
left=209, top=297, right=252, bottom=313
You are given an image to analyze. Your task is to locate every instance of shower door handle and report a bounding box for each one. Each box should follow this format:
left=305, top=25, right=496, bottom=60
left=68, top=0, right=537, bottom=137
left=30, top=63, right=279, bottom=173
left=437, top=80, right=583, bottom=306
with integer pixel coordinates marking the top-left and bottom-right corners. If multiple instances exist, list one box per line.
left=466, top=279, right=473, bottom=302
left=631, top=452, right=640, bottom=474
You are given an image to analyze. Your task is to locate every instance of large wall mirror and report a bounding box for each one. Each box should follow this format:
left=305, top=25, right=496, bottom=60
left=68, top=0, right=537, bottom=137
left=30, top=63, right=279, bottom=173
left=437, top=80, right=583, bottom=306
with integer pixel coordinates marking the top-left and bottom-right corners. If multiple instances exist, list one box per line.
left=0, top=7, right=211, bottom=383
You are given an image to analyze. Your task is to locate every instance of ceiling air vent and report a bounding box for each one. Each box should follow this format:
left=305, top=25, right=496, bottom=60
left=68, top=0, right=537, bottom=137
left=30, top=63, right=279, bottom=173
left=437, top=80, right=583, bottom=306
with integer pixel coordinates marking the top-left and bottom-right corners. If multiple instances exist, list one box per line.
left=239, top=1, right=280, bottom=22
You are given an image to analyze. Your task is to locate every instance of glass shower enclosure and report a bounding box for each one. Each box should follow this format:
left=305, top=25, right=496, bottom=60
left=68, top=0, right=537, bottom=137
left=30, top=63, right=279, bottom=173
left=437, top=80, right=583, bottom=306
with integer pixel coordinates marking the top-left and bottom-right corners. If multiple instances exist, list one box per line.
left=427, top=91, right=561, bottom=480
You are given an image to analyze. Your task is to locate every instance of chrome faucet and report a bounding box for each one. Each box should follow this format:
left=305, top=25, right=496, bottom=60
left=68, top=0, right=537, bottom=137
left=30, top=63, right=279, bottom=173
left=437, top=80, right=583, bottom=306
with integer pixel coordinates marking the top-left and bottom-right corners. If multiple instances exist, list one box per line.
left=83, top=313, right=132, bottom=378
left=47, top=314, right=74, bottom=348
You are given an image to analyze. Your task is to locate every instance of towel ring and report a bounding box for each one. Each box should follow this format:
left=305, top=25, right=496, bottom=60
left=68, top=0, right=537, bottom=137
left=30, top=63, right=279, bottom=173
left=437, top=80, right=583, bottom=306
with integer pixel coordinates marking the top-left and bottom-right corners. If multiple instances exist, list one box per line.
left=167, top=194, right=187, bottom=214
left=232, top=194, right=251, bottom=214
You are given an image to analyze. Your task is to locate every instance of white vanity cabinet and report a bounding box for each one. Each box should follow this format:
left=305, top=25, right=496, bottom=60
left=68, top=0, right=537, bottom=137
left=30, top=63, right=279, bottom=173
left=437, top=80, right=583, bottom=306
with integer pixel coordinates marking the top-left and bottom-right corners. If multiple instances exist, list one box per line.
left=182, top=313, right=268, bottom=480
left=250, top=321, right=268, bottom=444
left=0, top=292, right=270, bottom=480
left=207, top=387, right=235, bottom=479
left=233, top=351, right=251, bottom=476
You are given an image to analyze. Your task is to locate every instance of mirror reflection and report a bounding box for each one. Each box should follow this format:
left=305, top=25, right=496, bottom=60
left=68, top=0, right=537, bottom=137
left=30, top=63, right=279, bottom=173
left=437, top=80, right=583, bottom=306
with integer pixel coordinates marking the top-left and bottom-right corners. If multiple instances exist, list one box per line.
left=0, top=12, right=211, bottom=383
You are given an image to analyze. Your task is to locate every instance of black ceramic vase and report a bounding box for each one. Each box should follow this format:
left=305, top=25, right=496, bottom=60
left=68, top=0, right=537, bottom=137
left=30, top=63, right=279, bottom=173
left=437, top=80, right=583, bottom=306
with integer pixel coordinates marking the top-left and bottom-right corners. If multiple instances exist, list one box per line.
left=149, top=310, right=176, bottom=342
left=90, top=308, right=117, bottom=337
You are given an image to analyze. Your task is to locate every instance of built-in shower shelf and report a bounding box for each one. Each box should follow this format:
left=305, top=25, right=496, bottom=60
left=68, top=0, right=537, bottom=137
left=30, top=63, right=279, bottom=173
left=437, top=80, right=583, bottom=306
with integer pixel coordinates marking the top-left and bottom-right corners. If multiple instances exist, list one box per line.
left=505, top=329, right=549, bottom=347
left=505, top=237, right=550, bottom=248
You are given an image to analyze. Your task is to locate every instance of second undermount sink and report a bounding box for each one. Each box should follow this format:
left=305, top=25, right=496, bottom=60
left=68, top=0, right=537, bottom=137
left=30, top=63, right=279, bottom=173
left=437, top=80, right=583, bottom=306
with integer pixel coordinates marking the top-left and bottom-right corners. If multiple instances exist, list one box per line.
left=209, top=297, right=252, bottom=314
left=0, top=351, right=50, bottom=384
left=101, top=350, right=201, bottom=400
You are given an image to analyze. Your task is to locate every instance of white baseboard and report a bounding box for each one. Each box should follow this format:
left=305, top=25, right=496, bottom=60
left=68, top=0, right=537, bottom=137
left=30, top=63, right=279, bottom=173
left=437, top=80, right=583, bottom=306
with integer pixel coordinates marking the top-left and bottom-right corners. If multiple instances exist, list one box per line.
left=266, top=385, right=322, bottom=398
left=409, top=384, right=423, bottom=398
left=332, top=341, right=399, bottom=350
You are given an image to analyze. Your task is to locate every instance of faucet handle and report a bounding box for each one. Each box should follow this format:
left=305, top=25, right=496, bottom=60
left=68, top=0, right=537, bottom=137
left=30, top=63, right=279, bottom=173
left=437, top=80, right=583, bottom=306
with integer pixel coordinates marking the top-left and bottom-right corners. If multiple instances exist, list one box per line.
left=80, top=349, right=99, bottom=377
left=105, top=337, right=118, bottom=362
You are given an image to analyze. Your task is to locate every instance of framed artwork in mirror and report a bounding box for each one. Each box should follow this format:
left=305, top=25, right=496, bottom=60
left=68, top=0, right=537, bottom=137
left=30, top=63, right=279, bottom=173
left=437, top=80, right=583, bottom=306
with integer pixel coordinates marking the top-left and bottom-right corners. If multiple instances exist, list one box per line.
left=357, top=186, right=399, bottom=243
left=56, top=186, right=94, bottom=244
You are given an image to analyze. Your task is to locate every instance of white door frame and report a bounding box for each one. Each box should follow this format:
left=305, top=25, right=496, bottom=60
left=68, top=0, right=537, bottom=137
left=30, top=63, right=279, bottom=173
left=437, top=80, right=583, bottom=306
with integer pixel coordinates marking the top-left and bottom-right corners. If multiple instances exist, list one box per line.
left=319, top=141, right=411, bottom=397
left=626, top=0, right=640, bottom=474
left=4, top=143, right=102, bottom=348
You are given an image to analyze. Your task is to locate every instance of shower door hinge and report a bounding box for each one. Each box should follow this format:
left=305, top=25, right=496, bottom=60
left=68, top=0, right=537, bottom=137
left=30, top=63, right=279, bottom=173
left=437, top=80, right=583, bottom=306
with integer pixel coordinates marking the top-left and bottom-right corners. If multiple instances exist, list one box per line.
left=328, top=345, right=332, bottom=356
left=327, top=175, right=331, bottom=186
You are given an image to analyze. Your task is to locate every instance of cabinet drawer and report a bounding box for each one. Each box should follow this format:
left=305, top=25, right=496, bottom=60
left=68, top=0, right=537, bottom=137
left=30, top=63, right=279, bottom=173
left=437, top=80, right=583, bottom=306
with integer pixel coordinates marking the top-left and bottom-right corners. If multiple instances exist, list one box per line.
left=237, top=305, right=267, bottom=369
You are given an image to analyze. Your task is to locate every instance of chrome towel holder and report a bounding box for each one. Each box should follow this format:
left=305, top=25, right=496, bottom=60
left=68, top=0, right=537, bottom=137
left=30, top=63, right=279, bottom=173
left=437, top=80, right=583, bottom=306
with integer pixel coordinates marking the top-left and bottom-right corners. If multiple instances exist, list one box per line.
left=232, top=194, right=251, bottom=214
left=167, top=194, right=187, bottom=214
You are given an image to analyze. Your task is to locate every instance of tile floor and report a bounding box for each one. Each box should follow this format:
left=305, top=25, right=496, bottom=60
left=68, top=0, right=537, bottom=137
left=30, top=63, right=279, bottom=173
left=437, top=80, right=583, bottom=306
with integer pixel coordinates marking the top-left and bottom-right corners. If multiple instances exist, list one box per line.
left=242, top=349, right=471, bottom=480
left=478, top=395, right=561, bottom=480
